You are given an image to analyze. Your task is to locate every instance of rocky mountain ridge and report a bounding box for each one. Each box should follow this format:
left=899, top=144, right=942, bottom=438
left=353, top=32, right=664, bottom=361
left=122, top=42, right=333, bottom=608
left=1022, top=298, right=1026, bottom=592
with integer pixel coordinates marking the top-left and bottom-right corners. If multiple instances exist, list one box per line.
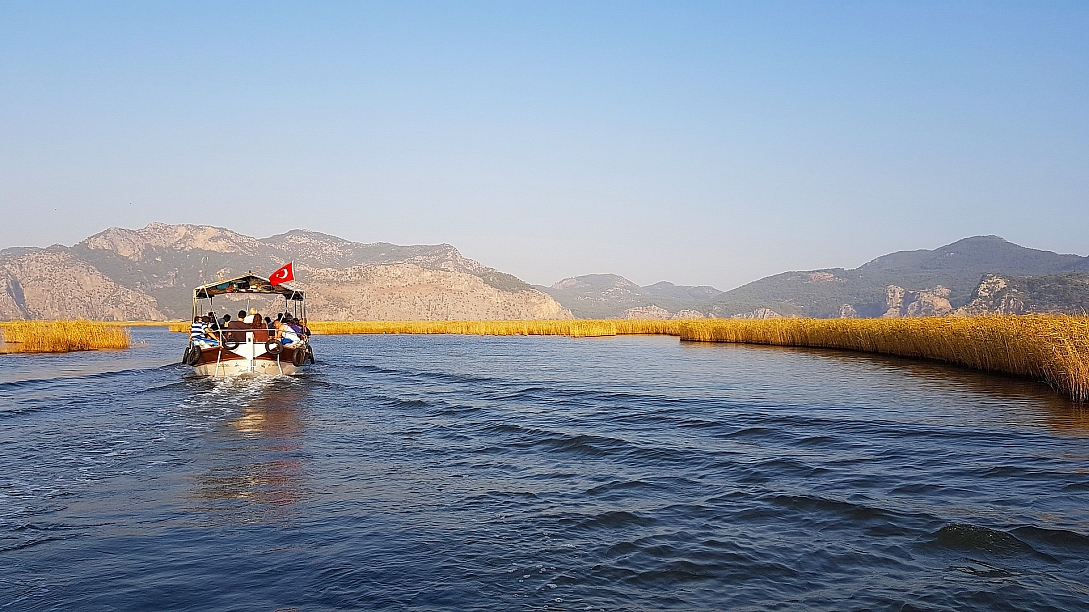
left=2, top=227, right=1086, bottom=321
left=534, top=237, right=1089, bottom=320
left=705, top=236, right=1089, bottom=319
left=955, top=272, right=1089, bottom=316
left=1, top=223, right=568, bottom=321
left=0, top=248, right=163, bottom=320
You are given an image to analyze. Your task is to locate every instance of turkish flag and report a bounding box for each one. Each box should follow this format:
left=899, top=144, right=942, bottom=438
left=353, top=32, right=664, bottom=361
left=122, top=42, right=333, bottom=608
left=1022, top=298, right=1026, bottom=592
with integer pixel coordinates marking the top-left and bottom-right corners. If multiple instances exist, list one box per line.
left=270, top=262, right=294, bottom=286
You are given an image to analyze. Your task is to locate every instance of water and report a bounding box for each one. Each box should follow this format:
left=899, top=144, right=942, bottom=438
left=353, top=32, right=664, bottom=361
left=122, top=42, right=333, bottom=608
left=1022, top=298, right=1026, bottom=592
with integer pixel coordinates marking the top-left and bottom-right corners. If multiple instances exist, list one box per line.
left=2, top=328, right=1088, bottom=611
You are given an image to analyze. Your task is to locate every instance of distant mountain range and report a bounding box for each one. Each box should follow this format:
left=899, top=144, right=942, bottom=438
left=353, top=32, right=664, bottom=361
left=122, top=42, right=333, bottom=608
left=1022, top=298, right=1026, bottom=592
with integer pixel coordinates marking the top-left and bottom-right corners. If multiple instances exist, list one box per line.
left=538, top=274, right=724, bottom=319
left=541, top=236, right=1089, bottom=319
left=708, top=236, right=1089, bottom=318
left=0, top=224, right=567, bottom=321
left=0, top=226, right=1086, bottom=321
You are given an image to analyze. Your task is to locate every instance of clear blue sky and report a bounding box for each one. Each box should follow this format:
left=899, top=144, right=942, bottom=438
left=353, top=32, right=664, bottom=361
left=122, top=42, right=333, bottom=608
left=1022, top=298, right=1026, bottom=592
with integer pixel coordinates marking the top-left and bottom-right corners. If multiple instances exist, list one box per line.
left=2, top=1, right=1087, bottom=290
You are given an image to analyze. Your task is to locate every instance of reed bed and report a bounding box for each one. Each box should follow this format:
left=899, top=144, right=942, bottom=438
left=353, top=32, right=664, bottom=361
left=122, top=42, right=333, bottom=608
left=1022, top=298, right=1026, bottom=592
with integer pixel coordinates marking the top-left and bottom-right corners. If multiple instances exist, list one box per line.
left=307, top=316, right=1089, bottom=401
left=679, top=316, right=1089, bottom=402
left=308, top=319, right=688, bottom=337
left=9, top=315, right=1080, bottom=397
left=0, top=320, right=130, bottom=353
left=167, top=321, right=191, bottom=332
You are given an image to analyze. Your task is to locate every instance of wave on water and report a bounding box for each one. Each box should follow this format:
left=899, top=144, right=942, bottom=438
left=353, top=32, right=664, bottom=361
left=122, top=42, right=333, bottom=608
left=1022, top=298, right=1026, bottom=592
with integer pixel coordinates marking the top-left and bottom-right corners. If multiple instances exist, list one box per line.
left=0, top=364, right=186, bottom=419
left=0, top=362, right=177, bottom=391
left=3, top=334, right=1089, bottom=610
left=927, top=523, right=1089, bottom=565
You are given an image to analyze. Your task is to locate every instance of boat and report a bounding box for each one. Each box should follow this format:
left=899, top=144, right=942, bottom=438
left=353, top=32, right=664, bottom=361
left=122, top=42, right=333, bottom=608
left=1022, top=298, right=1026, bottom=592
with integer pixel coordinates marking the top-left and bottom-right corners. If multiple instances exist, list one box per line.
left=182, top=273, right=314, bottom=376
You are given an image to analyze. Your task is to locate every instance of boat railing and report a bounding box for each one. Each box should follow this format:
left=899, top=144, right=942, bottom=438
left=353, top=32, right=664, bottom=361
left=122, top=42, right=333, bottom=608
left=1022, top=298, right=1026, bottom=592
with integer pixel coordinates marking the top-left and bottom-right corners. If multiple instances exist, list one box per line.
left=218, top=328, right=273, bottom=344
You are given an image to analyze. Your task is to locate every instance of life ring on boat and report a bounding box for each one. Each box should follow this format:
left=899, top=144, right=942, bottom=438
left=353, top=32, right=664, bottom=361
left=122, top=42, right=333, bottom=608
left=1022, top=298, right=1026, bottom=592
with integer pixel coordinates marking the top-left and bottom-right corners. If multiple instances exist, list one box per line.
left=265, top=338, right=283, bottom=355
left=221, top=336, right=240, bottom=350
left=291, top=346, right=307, bottom=367
left=185, top=345, right=203, bottom=366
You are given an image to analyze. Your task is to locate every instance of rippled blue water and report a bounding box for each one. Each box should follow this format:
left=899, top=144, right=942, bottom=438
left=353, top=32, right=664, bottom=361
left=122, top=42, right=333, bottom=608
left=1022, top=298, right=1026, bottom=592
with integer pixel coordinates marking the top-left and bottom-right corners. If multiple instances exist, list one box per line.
left=2, top=328, right=1089, bottom=610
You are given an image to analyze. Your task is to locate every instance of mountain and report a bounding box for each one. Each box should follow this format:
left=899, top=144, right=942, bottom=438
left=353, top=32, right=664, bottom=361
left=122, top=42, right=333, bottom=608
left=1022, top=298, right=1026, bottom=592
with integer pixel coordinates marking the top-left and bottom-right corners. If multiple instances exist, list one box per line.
left=4, top=227, right=1086, bottom=321
left=957, top=272, right=1089, bottom=316
left=304, top=264, right=566, bottom=321
left=707, top=236, right=1089, bottom=318
left=535, top=236, right=1089, bottom=319
left=0, top=247, right=163, bottom=320
left=539, top=274, right=724, bottom=319
left=2, top=223, right=569, bottom=321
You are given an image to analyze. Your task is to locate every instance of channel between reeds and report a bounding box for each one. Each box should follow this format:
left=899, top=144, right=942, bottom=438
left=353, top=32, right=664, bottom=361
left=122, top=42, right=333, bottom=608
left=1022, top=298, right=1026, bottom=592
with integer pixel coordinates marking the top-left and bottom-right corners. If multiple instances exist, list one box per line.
left=6, top=316, right=1082, bottom=398
left=0, top=320, right=130, bottom=353
left=306, top=316, right=1089, bottom=402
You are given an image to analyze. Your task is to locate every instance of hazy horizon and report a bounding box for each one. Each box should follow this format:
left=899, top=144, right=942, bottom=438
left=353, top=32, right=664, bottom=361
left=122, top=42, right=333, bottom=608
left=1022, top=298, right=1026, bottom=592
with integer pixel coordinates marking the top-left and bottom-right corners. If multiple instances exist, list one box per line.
left=3, top=2, right=1087, bottom=290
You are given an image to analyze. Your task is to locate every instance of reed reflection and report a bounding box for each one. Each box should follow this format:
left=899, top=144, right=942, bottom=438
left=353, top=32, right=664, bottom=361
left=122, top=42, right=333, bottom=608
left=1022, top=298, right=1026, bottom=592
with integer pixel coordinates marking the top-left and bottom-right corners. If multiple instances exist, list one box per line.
left=819, top=347, right=1089, bottom=437
left=187, top=377, right=312, bottom=523
left=682, top=341, right=1089, bottom=436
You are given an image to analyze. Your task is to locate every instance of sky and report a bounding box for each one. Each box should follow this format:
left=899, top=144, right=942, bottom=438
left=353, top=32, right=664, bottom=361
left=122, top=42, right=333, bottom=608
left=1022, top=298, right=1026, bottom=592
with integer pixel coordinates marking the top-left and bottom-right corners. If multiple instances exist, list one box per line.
left=1, top=1, right=1087, bottom=290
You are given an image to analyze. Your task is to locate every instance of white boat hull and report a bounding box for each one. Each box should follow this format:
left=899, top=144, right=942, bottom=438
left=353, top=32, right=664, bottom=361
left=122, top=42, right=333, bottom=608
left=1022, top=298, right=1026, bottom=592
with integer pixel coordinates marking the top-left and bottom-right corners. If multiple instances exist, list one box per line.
left=192, top=357, right=302, bottom=377
left=186, top=335, right=311, bottom=377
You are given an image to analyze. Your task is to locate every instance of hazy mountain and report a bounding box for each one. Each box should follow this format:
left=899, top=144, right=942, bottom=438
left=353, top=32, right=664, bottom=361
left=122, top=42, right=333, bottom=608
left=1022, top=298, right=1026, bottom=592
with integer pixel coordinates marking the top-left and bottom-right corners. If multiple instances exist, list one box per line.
left=3, top=227, right=1086, bottom=321
left=539, top=274, right=724, bottom=319
left=708, top=236, right=1089, bottom=318
left=3, top=223, right=568, bottom=321
left=535, top=236, right=1089, bottom=319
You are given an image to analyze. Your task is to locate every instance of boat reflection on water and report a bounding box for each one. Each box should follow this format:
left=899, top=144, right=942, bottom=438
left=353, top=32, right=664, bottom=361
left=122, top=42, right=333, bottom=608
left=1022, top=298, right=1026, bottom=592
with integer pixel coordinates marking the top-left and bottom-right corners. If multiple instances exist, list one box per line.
left=186, top=377, right=311, bottom=524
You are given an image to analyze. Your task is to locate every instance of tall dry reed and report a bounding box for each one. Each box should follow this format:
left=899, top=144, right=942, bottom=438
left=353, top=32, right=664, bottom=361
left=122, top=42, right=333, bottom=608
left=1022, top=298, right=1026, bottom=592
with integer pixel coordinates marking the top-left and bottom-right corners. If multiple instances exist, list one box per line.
left=0, top=320, right=130, bottom=353
left=679, top=316, right=1089, bottom=402
left=308, top=319, right=691, bottom=337
left=167, top=321, right=191, bottom=332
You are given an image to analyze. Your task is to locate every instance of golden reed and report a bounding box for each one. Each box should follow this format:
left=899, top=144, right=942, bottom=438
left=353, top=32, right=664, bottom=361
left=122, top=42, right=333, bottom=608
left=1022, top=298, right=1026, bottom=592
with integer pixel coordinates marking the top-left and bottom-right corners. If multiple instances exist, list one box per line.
left=0, top=320, right=130, bottom=353
left=167, top=320, right=190, bottom=332
left=308, top=319, right=684, bottom=337
left=678, top=316, right=1089, bottom=403
left=306, top=316, right=1089, bottom=401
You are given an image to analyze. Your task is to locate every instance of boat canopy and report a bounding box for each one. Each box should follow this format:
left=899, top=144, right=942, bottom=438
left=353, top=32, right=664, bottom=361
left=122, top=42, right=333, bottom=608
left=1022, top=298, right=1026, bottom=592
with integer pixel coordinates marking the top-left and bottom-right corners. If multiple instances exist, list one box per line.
left=193, top=273, right=304, bottom=301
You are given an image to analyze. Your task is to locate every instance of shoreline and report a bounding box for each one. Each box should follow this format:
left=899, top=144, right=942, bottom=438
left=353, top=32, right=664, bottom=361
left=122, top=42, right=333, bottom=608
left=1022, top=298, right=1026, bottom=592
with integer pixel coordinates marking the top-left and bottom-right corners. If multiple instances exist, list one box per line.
left=6, top=316, right=1087, bottom=402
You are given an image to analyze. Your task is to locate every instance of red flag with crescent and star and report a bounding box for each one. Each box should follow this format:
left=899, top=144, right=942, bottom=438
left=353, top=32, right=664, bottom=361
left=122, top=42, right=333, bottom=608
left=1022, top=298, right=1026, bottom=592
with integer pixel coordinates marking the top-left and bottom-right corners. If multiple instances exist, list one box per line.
left=270, top=262, right=294, bottom=286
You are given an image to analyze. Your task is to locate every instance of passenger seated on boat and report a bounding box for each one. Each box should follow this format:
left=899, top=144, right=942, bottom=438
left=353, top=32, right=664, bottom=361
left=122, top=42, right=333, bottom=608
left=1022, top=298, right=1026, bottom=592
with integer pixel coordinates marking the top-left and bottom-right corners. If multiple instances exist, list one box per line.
left=247, top=311, right=270, bottom=341
left=290, top=315, right=308, bottom=340
left=276, top=316, right=302, bottom=346
left=244, top=307, right=260, bottom=324
left=189, top=316, right=219, bottom=348
left=205, top=315, right=223, bottom=341
left=223, top=312, right=249, bottom=342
